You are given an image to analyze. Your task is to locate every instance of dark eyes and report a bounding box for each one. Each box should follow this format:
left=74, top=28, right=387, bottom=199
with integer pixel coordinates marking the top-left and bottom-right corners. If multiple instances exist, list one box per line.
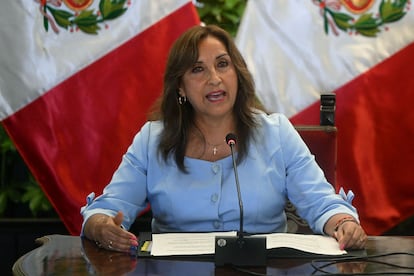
left=217, top=60, right=229, bottom=67
left=191, top=66, right=204, bottom=73
left=190, top=59, right=230, bottom=74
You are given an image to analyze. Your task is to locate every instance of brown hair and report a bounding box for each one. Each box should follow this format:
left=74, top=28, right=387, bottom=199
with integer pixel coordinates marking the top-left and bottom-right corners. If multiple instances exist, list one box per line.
left=148, top=25, right=265, bottom=172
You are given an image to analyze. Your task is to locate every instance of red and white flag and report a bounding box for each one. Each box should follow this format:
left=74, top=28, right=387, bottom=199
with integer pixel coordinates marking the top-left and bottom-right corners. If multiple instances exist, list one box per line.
left=0, top=0, right=199, bottom=235
left=236, top=0, right=414, bottom=235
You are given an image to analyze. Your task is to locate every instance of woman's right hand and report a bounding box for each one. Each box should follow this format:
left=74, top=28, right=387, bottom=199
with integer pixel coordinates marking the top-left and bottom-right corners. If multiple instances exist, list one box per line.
left=84, top=211, right=139, bottom=253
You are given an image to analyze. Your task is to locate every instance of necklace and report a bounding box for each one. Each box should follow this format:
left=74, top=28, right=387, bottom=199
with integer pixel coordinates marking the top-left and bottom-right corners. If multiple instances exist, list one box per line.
left=206, top=140, right=225, bottom=156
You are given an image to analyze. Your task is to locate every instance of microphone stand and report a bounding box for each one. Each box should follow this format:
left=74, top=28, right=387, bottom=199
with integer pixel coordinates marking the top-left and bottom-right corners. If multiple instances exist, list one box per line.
left=214, top=134, right=267, bottom=267
left=230, top=139, right=244, bottom=240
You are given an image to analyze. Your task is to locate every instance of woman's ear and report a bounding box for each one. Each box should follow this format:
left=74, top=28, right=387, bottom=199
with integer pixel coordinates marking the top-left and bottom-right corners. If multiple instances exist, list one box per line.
left=178, top=87, right=185, bottom=97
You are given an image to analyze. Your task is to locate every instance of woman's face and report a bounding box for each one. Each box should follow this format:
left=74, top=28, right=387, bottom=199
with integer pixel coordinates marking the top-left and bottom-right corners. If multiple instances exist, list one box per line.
left=180, top=36, right=238, bottom=121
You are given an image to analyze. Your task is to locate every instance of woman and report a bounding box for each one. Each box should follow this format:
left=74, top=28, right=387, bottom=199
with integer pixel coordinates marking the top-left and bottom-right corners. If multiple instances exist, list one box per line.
left=81, top=25, right=367, bottom=253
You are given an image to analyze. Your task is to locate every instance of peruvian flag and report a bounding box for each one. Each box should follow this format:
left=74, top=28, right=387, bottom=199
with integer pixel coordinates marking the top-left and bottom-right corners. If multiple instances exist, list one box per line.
left=236, top=0, right=414, bottom=235
left=0, top=0, right=199, bottom=235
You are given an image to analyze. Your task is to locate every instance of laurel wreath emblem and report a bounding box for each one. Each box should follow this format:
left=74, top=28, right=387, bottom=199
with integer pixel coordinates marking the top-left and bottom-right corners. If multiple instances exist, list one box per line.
left=40, top=0, right=128, bottom=34
left=315, top=0, right=409, bottom=37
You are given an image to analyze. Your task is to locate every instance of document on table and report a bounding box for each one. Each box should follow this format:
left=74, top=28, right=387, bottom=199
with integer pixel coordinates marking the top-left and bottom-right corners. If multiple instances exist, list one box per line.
left=148, top=232, right=346, bottom=256
left=150, top=231, right=236, bottom=256
left=261, top=233, right=347, bottom=255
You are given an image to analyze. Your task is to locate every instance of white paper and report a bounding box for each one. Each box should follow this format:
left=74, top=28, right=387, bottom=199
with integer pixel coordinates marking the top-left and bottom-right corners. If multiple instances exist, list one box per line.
left=150, top=231, right=236, bottom=256
left=260, top=233, right=346, bottom=255
left=149, top=232, right=346, bottom=256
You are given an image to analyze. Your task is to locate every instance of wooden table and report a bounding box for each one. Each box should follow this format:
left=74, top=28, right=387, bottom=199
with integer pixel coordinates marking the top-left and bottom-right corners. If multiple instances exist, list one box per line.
left=13, top=235, right=414, bottom=275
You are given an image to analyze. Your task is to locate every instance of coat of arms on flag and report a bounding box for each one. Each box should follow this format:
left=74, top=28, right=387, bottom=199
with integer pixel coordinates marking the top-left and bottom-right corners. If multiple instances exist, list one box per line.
left=314, top=0, right=409, bottom=37
left=36, top=0, right=130, bottom=34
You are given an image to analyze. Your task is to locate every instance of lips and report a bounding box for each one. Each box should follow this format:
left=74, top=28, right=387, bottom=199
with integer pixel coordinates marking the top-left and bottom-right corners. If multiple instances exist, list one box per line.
left=206, top=90, right=225, bottom=102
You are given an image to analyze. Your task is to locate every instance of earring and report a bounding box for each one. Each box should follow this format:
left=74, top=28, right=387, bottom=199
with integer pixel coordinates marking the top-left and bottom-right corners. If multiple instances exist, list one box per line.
left=178, top=95, right=187, bottom=105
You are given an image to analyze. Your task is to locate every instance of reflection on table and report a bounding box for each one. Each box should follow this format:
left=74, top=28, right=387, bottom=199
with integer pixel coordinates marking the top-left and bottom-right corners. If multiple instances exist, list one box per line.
left=13, top=234, right=414, bottom=275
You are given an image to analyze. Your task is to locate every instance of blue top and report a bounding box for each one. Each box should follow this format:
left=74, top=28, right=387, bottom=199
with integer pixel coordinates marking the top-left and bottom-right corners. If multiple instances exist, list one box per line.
left=81, top=112, right=357, bottom=235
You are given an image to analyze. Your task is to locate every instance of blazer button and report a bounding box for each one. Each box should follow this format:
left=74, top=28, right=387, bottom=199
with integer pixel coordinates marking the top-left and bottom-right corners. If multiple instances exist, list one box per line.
left=211, top=193, right=219, bottom=203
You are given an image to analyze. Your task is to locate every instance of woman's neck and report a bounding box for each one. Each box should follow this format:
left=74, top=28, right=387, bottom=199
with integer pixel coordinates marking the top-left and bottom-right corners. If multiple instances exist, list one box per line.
left=193, top=114, right=235, bottom=143
left=186, top=115, right=236, bottom=161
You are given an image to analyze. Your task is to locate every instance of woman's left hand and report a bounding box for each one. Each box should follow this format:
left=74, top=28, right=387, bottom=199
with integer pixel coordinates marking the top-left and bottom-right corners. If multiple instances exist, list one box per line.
left=325, top=214, right=367, bottom=250
left=334, top=220, right=367, bottom=250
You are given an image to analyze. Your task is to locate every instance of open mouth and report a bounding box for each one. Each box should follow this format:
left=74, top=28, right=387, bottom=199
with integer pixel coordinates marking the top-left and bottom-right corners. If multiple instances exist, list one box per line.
left=206, top=91, right=225, bottom=102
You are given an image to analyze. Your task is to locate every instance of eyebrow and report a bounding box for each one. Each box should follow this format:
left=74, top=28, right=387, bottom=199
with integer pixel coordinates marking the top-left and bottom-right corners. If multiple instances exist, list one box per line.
left=194, top=53, right=230, bottom=64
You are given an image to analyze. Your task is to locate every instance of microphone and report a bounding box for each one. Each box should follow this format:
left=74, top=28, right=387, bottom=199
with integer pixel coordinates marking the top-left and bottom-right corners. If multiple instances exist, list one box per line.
left=214, top=133, right=267, bottom=267
left=225, top=133, right=244, bottom=239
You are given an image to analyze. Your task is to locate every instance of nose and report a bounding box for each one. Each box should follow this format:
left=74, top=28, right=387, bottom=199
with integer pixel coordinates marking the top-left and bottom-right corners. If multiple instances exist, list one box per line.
left=207, top=68, right=221, bottom=86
